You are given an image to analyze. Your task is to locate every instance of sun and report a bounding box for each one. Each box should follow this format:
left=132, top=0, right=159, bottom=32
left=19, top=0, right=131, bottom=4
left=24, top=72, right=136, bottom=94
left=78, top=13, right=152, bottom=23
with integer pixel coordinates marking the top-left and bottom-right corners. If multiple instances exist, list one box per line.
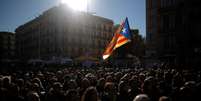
left=61, top=0, right=88, bottom=11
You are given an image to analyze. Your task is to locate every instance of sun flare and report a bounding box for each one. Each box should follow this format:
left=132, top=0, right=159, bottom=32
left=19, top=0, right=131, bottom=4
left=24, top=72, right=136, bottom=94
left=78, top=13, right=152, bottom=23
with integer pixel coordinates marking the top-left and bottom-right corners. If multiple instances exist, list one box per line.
left=61, top=0, right=88, bottom=11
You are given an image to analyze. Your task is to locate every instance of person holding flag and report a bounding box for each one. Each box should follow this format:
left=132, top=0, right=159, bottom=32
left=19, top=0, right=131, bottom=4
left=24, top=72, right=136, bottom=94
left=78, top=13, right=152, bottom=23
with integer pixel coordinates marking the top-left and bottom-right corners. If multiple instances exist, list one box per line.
left=102, top=17, right=131, bottom=60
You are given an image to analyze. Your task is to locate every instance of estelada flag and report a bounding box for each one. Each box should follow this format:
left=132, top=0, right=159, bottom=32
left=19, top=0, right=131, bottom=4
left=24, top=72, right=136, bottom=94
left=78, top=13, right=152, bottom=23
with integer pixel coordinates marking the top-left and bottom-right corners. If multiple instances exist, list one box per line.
left=102, top=17, right=131, bottom=60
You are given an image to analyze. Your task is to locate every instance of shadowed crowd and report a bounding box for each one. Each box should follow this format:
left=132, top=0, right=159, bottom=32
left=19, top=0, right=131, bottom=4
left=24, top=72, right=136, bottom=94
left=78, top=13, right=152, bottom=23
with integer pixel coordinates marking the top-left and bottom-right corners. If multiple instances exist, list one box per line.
left=0, top=65, right=201, bottom=101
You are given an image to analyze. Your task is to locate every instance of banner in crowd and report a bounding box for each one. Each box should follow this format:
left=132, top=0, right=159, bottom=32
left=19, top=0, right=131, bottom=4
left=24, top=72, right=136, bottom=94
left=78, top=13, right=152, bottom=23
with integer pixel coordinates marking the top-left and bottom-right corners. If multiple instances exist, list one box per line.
left=102, top=17, right=131, bottom=60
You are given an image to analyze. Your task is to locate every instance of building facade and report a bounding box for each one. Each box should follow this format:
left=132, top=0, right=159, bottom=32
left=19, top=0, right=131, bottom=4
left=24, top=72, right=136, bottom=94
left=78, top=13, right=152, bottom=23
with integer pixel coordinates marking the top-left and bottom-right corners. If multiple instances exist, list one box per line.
left=15, top=5, right=113, bottom=61
left=146, top=0, right=201, bottom=66
left=146, top=0, right=160, bottom=58
left=0, top=32, right=15, bottom=60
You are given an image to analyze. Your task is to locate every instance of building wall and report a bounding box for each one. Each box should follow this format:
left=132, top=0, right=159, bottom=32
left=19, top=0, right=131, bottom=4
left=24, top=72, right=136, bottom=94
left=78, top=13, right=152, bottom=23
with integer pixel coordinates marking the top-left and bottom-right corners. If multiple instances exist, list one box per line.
left=158, top=0, right=177, bottom=60
left=175, top=0, right=201, bottom=65
left=146, top=0, right=201, bottom=65
left=146, top=0, right=161, bottom=57
left=146, top=0, right=184, bottom=61
left=0, top=32, right=15, bottom=60
left=15, top=5, right=113, bottom=60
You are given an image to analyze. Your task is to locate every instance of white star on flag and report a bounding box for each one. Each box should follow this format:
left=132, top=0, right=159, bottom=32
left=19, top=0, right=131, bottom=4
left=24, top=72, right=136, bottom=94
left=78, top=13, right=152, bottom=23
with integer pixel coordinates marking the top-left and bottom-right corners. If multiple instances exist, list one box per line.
left=122, top=28, right=126, bottom=33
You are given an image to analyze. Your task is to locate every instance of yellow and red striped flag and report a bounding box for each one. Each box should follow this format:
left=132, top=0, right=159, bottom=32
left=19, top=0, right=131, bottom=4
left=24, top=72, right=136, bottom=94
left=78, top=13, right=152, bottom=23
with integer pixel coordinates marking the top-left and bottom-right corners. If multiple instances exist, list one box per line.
left=102, top=17, right=131, bottom=60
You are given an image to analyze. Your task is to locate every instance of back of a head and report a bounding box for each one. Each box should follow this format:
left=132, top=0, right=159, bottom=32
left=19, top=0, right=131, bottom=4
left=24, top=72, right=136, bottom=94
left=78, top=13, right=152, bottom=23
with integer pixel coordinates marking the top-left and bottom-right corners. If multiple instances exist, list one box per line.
left=159, top=96, right=170, bottom=101
left=66, top=89, right=79, bottom=101
left=104, top=82, right=115, bottom=93
left=133, top=94, right=150, bottom=101
left=81, top=86, right=98, bottom=101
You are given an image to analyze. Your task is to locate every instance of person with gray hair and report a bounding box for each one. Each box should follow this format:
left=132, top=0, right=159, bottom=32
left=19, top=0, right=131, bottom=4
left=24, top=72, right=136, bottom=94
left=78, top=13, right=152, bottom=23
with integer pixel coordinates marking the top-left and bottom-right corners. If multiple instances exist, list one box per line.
left=159, top=96, right=170, bottom=101
left=133, top=94, right=150, bottom=101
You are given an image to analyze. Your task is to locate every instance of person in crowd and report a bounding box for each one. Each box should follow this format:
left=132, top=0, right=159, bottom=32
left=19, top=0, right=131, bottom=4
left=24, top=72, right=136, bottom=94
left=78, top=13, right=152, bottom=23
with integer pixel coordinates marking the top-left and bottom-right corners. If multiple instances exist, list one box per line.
left=129, top=76, right=142, bottom=101
left=65, top=89, right=79, bottom=101
left=27, top=83, right=41, bottom=101
left=101, top=82, right=117, bottom=101
left=96, top=78, right=106, bottom=98
left=159, top=96, right=170, bottom=101
left=133, top=94, right=150, bottom=101
left=46, top=82, right=65, bottom=101
left=79, top=78, right=90, bottom=96
left=116, top=81, right=130, bottom=101
left=81, top=86, right=99, bottom=101
left=142, top=76, right=159, bottom=101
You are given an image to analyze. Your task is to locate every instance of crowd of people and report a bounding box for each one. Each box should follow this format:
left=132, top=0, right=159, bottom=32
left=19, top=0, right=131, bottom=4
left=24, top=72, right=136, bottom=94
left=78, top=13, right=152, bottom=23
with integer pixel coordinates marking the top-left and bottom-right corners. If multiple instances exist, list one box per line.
left=0, top=65, right=201, bottom=101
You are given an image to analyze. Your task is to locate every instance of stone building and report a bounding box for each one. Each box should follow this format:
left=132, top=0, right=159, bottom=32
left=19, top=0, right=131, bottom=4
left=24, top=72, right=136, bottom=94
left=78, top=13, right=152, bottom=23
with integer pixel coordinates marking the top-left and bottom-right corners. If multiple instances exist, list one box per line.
left=0, top=32, right=15, bottom=60
left=146, top=0, right=201, bottom=66
left=15, top=5, right=113, bottom=61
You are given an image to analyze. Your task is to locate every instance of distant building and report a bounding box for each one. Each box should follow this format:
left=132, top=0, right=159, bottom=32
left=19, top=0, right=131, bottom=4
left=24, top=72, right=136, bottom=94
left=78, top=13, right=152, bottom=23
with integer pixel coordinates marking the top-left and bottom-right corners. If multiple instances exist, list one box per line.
left=15, top=5, right=113, bottom=61
left=146, top=0, right=201, bottom=66
left=0, top=32, right=15, bottom=60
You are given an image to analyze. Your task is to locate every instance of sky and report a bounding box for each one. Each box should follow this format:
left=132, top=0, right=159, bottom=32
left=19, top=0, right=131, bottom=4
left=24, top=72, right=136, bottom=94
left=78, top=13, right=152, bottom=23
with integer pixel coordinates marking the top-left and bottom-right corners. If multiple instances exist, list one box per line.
left=0, top=0, right=146, bottom=36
